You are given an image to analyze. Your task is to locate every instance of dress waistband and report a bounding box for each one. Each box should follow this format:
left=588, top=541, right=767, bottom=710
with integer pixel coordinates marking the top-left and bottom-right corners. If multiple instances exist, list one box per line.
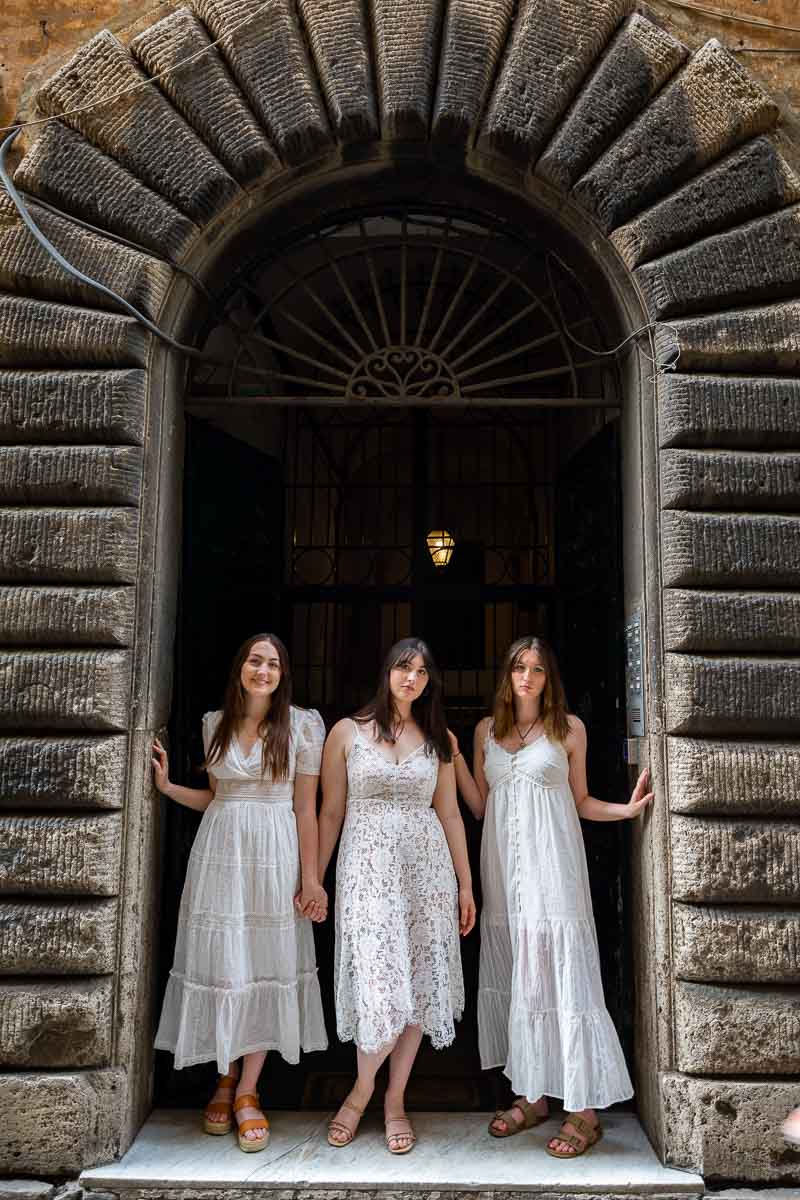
left=214, top=779, right=293, bottom=805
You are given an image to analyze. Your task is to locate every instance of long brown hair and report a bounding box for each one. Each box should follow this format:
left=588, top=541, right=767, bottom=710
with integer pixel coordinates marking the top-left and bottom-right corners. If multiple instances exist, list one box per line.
left=493, top=636, right=570, bottom=744
left=205, top=633, right=293, bottom=780
left=355, top=637, right=452, bottom=762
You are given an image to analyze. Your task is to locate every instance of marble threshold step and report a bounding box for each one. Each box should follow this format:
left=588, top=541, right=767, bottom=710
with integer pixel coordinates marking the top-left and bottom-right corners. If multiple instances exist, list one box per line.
left=80, top=1111, right=704, bottom=1198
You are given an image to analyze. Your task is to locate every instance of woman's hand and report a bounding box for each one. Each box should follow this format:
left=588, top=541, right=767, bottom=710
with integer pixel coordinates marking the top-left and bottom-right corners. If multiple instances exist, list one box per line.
left=458, top=885, right=476, bottom=936
left=295, top=881, right=328, bottom=923
left=625, top=768, right=654, bottom=818
left=448, top=729, right=460, bottom=758
left=152, top=738, right=172, bottom=796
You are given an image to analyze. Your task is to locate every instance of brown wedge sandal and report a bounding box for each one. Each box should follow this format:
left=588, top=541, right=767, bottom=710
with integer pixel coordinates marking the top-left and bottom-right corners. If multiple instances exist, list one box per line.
left=545, top=1113, right=603, bottom=1159
left=488, top=1097, right=547, bottom=1138
left=233, top=1093, right=270, bottom=1153
left=385, top=1116, right=417, bottom=1155
left=327, top=1097, right=366, bottom=1148
left=202, top=1072, right=238, bottom=1136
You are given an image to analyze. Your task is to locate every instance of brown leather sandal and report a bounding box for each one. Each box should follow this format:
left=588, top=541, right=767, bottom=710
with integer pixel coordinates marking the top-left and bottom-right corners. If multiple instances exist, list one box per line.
left=488, top=1097, right=547, bottom=1138
left=233, top=1093, right=270, bottom=1153
left=202, top=1072, right=238, bottom=1136
left=545, top=1113, right=603, bottom=1158
left=327, top=1097, right=366, bottom=1147
left=385, top=1116, right=417, bottom=1155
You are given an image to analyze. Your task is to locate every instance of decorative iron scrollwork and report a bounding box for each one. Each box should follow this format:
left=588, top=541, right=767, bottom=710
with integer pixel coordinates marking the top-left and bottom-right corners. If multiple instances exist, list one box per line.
left=346, top=346, right=459, bottom=402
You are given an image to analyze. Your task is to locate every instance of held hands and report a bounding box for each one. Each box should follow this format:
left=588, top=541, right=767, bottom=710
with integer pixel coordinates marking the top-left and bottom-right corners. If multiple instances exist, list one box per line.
left=458, top=885, right=476, bottom=937
left=625, top=768, right=654, bottom=819
left=152, top=738, right=172, bottom=796
left=294, top=881, right=328, bottom=923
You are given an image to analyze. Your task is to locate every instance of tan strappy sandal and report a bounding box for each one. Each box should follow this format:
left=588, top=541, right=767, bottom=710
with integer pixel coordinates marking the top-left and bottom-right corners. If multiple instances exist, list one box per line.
left=327, top=1097, right=366, bottom=1147
left=233, top=1093, right=270, bottom=1153
left=202, top=1072, right=238, bottom=1135
left=385, top=1115, right=417, bottom=1155
left=545, top=1112, right=603, bottom=1158
left=488, top=1096, right=547, bottom=1138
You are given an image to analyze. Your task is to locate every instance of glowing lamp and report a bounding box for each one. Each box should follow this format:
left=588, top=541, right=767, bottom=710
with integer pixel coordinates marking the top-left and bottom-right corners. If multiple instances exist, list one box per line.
left=426, top=529, right=455, bottom=569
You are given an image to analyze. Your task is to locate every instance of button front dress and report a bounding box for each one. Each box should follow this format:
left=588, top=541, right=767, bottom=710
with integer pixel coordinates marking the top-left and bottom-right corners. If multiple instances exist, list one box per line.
left=477, top=728, right=633, bottom=1112
left=334, top=723, right=464, bottom=1053
left=155, top=705, right=328, bottom=1072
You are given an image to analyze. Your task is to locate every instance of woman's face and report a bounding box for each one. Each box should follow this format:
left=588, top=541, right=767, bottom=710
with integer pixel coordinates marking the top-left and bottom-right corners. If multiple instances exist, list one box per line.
left=240, top=640, right=282, bottom=699
left=510, top=648, right=546, bottom=702
left=389, top=652, right=429, bottom=706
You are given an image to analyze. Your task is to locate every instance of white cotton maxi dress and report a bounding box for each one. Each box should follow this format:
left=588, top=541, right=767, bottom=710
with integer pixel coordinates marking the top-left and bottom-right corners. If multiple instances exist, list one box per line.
left=155, top=706, right=328, bottom=1072
left=334, top=723, right=464, bottom=1053
left=477, top=728, right=633, bottom=1112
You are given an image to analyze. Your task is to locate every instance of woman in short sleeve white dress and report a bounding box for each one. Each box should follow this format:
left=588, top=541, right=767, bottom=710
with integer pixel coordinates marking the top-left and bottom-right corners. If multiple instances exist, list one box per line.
left=152, top=633, right=327, bottom=1152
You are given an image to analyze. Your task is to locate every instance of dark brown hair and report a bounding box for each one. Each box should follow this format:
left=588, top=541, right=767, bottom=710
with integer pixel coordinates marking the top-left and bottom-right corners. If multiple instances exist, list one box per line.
left=205, top=633, right=292, bottom=780
left=493, top=636, right=570, bottom=744
left=355, top=637, right=452, bottom=762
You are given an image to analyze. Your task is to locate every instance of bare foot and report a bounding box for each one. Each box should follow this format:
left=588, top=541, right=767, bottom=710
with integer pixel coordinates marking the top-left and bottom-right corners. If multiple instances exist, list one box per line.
left=490, top=1095, right=548, bottom=1136
left=384, top=1090, right=416, bottom=1153
left=547, top=1109, right=598, bottom=1157
left=328, top=1082, right=372, bottom=1147
left=234, top=1086, right=268, bottom=1142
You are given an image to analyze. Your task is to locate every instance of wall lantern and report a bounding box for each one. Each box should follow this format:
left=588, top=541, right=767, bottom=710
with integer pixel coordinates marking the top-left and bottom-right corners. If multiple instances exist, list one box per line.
left=426, top=529, right=455, bottom=569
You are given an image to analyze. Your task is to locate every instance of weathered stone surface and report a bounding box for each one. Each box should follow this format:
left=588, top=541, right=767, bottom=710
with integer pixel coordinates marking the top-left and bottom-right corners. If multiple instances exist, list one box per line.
left=481, top=0, right=632, bottom=162
left=668, top=737, right=800, bottom=815
left=433, top=0, right=516, bottom=146
left=666, top=653, right=800, bottom=736
left=537, top=14, right=687, bottom=191
left=0, top=1184, right=54, bottom=1200
left=14, top=122, right=198, bottom=263
left=194, top=0, right=331, bottom=163
left=0, top=899, right=117, bottom=974
left=664, top=591, right=800, bottom=654
left=130, top=9, right=276, bottom=183
left=0, top=194, right=172, bottom=319
left=0, top=586, right=135, bottom=646
left=637, top=205, right=800, bottom=321
left=662, top=1072, right=800, bottom=1180
left=37, top=31, right=237, bottom=223
left=0, top=508, right=139, bottom=583
left=612, top=136, right=800, bottom=269
left=0, top=296, right=149, bottom=368
left=574, top=40, right=779, bottom=232
left=369, top=0, right=444, bottom=140
left=0, top=650, right=131, bottom=731
left=660, top=510, right=800, bottom=587
left=298, top=0, right=378, bottom=143
left=659, top=373, right=800, bottom=449
left=0, top=1069, right=125, bottom=1174
left=673, top=902, right=800, bottom=983
left=0, top=978, right=112, bottom=1068
left=661, top=449, right=800, bottom=511
left=0, top=446, right=143, bottom=504
left=671, top=814, right=800, bottom=903
left=657, top=301, right=800, bottom=372
left=0, top=735, right=127, bottom=810
left=0, top=369, right=146, bottom=445
left=0, top=813, right=121, bottom=895
left=675, top=981, right=800, bottom=1075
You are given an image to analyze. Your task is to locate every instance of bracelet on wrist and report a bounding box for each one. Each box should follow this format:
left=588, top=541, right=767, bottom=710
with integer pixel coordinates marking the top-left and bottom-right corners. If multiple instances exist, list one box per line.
left=452, top=751, right=462, bottom=760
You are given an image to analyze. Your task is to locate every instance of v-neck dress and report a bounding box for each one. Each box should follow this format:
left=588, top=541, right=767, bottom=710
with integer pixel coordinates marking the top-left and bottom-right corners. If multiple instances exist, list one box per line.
left=477, top=728, right=633, bottom=1111
left=155, top=705, right=328, bottom=1072
left=334, top=722, right=464, bottom=1053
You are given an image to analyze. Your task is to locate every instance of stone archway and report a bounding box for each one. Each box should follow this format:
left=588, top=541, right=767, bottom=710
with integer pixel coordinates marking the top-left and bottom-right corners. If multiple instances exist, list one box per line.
left=1, top=0, right=800, bottom=1184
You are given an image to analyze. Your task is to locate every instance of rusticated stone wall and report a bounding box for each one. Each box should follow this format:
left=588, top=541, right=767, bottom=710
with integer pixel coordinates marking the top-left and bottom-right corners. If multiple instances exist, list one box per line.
left=0, top=0, right=798, bottom=1186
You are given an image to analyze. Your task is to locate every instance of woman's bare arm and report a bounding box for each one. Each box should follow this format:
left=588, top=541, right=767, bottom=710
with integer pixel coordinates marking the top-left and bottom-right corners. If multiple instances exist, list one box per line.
left=152, top=738, right=215, bottom=812
left=432, top=761, right=476, bottom=935
left=293, top=771, right=327, bottom=920
left=566, top=717, right=653, bottom=821
left=317, top=720, right=351, bottom=882
left=448, top=726, right=487, bottom=820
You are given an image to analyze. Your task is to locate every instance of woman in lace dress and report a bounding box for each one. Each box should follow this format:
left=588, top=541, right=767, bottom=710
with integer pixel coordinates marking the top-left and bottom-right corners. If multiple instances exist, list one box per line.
left=453, top=636, right=652, bottom=1159
left=318, top=637, right=476, bottom=1154
left=152, top=633, right=328, bottom=1152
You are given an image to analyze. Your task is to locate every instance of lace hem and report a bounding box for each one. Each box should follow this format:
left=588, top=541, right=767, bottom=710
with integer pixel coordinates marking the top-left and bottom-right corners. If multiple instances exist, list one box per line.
left=336, top=1004, right=464, bottom=1054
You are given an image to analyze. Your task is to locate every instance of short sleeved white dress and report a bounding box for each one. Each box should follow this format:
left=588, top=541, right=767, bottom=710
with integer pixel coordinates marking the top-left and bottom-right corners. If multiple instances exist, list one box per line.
left=155, top=705, right=328, bottom=1072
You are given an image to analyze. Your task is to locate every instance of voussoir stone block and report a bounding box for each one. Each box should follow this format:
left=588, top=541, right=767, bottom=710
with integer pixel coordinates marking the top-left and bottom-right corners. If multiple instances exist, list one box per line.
left=0, top=1069, right=125, bottom=1174
left=0, top=508, right=139, bottom=583
left=370, top=0, right=444, bottom=140
left=668, top=737, right=800, bottom=815
left=665, top=653, right=800, bottom=736
left=0, top=447, right=143, bottom=505
left=612, top=136, right=800, bottom=269
left=194, top=0, right=331, bottom=163
left=0, top=650, right=131, bottom=731
left=659, top=373, right=800, bottom=449
left=481, top=0, right=632, bottom=163
left=675, top=981, right=800, bottom=1075
left=537, top=14, right=687, bottom=191
left=0, top=296, right=149, bottom=369
left=0, top=586, right=135, bottom=646
left=657, top=301, right=800, bottom=372
left=574, top=39, right=779, bottom=233
left=0, top=813, right=121, bottom=895
left=660, top=449, right=800, bottom=511
left=0, top=369, right=145, bottom=445
left=130, top=9, right=276, bottom=183
left=671, top=814, right=800, bottom=903
left=660, top=510, right=800, bottom=588
left=37, top=31, right=237, bottom=224
left=298, top=0, right=378, bottom=143
left=664, top=591, right=800, bottom=654
left=673, top=901, right=800, bottom=983
left=0, top=978, right=113, bottom=1068
left=0, top=898, right=117, bottom=974
left=0, top=735, right=127, bottom=809
left=433, top=0, right=516, bottom=146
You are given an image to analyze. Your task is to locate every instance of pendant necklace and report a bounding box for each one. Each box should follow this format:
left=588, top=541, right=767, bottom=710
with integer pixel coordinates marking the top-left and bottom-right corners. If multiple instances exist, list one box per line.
left=515, top=718, right=539, bottom=746
left=389, top=719, right=405, bottom=745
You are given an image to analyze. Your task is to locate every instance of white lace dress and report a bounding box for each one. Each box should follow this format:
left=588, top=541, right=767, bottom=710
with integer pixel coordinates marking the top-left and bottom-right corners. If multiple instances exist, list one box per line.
left=477, top=728, right=633, bottom=1111
left=334, top=723, right=464, bottom=1053
left=155, top=705, right=328, bottom=1071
